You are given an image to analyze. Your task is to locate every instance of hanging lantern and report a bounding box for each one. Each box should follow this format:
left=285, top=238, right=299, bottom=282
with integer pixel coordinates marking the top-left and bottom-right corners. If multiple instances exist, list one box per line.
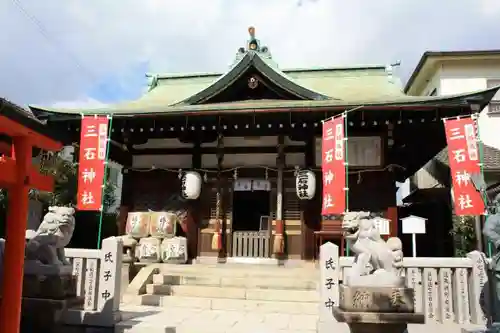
left=181, top=171, right=202, bottom=200
left=296, top=169, right=316, bottom=200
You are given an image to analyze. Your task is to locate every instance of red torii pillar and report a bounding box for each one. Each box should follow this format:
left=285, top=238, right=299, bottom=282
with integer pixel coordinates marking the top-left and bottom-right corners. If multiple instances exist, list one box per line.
left=0, top=116, right=62, bottom=333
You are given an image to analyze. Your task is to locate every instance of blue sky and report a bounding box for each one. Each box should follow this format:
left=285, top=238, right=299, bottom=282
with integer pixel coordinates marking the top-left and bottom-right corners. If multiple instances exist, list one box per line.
left=86, top=61, right=150, bottom=103
left=1, top=0, right=500, bottom=108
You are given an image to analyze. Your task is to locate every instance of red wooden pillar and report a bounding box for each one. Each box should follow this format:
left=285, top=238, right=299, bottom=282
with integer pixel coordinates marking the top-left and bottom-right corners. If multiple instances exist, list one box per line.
left=386, top=206, right=398, bottom=238
left=0, top=137, right=31, bottom=333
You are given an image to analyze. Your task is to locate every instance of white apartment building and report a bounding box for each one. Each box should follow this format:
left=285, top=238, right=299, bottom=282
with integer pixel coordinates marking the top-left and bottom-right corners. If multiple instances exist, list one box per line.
left=402, top=50, right=500, bottom=199
left=405, top=50, right=500, bottom=149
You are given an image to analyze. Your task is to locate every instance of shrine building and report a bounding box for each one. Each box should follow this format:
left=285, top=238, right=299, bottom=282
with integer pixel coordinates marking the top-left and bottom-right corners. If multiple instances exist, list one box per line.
left=30, top=28, right=499, bottom=262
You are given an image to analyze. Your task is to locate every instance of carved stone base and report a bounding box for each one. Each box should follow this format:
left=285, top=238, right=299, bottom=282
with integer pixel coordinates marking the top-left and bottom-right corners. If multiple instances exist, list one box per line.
left=332, top=307, right=425, bottom=333
left=339, top=285, right=414, bottom=313
left=19, top=296, right=83, bottom=333
left=24, top=261, right=73, bottom=275
left=345, top=322, right=407, bottom=333
left=23, top=274, right=77, bottom=299
left=345, top=273, right=405, bottom=288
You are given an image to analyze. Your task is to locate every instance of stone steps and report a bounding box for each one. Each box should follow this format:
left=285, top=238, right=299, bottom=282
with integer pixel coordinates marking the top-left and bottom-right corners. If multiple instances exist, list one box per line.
left=134, top=295, right=320, bottom=315
left=121, top=263, right=322, bottom=332
left=152, top=273, right=318, bottom=290
left=139, top=264, right=320, bottom=314
left=157, top=264, right=319, bottom=279
left=146, top=284, right=319, bottom=302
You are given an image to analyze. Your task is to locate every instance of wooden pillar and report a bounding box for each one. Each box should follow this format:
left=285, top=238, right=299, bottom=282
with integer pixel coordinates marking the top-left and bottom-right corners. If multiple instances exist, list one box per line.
left=212, top=133, right=224, bottom=258
left=117, top=169, right=132, bottom=235
left=188, top=140, right=201, bottom=259
left=0, top=137, right=31, bottom=333
left=386, top=206, right=398, bottom=238
left=273, top=134, right=285, bottom=257
left=302, top=135, right=317, bottom=260
left=116, top=144, right=133, bottom=236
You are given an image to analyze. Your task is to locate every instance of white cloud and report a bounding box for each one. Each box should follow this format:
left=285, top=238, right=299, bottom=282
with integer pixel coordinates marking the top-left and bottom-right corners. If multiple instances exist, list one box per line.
left=50, top=97, right=107, bottom=109
left=477, top=0, right=500, bottom=17
left=1, top=0, right=500, bottom=106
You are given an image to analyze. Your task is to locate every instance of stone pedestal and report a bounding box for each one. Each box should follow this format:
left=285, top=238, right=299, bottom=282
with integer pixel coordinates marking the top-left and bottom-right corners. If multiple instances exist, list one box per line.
left=334, top=285, right=425, bottom=333
left=333, top=307, right=425, bottom=333
left=19, top=296, right=83, bottom=333
left=16, top=261, right=82, bottom=331
left=339, top=285, right=414, bottom=313
left=23, top=262, right=77, bottom=299
left=23, top=274, right=77, bottom=299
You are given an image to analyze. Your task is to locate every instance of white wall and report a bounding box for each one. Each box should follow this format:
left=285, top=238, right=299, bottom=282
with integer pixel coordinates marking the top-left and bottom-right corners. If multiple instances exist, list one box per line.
left=438, top=61, right=500, bottom=150
left=419, top=65, right=443, bottom=96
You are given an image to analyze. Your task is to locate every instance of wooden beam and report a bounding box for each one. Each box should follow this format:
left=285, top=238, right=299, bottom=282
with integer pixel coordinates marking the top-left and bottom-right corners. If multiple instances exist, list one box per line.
left=0, top=157, right=54, bottom=191
left=0, top=141, right=10, bottom=155
left=108, top=145, right=132, bottom=166
left=0, top=157, right=15, bottom=186
left=131, top=145, right=306, bottom=155
left=28, top=168, right=55, bottom=192
left=0, top=115, right=62, bottom=152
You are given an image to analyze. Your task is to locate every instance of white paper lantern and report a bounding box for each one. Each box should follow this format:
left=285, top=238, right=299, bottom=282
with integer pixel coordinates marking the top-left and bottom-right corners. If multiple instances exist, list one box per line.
left=296, top=169, right=316, bottom=200
left=181, top=171, right=202, bottom=200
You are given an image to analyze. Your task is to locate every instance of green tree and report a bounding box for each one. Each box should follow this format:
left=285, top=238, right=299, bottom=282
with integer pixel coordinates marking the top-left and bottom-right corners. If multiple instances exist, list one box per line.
left=449, top=214, right=476, bottom=257
left=0, top=152, right=117, bottom=212
left=37, top=152, right=117, bottom=210
left=0, top=152, right=119, bottom=247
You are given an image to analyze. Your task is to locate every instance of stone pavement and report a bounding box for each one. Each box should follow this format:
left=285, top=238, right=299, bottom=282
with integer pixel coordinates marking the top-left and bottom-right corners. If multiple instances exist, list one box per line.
left=116, top=262, right=489, bottom=333
left=116, top=304, right=487, bottom=333
left=117, top=304, right=318, bottom=333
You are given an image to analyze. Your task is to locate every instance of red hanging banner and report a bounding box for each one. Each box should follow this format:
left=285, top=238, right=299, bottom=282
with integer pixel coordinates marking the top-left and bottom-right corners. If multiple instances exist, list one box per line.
left=321, top=116, right=346, bottom=215
left=77, top=116, right=109, bottom=211
left=444, top=117, right=485, bottom=216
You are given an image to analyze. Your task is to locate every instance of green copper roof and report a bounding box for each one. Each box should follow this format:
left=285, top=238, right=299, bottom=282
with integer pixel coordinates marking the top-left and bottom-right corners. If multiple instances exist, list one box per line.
left=175, top=51, right=332, bottom=104
left=30, top=64, right=409, bottom=116
left=137, top=64, right=402, bottom=108
left=27, top=28, right=499, bottom=117
left=30, top=86, right=500, bottom=117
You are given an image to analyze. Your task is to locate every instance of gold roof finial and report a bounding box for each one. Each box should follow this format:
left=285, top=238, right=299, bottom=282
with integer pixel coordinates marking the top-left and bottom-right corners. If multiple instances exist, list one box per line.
left=248, top=26, right=255, bottom=38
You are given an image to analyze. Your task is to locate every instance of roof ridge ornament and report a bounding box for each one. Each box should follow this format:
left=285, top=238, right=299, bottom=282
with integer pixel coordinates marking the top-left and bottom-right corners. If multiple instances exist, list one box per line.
left=247, top=26, right=260, bottom=52
left=233, top=27, right=272, bottom=65
left=385, top=61, right=401, bottom=84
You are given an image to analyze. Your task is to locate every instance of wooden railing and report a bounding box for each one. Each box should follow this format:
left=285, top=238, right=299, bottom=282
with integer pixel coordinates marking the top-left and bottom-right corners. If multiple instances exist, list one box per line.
left=232, top=231, right=271, bottom=258
left=319, top=242, right=494, bottom=326
left=62, top=236, right=123, bottom=327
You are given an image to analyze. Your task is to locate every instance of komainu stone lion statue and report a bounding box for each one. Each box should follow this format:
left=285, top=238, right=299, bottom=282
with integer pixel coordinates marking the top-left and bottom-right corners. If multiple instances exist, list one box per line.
left=342, top=211, right=404, bottom=287
left=25, top=206, right=76, bottom=266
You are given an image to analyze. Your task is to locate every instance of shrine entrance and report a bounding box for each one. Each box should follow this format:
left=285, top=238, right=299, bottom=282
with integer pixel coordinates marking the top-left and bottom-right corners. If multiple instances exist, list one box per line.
left=0, top=98, right=62, bottom=333
left=231, top=179, right=271, bottom=258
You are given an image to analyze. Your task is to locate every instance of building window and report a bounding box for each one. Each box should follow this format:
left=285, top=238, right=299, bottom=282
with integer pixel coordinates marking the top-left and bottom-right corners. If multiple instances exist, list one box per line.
left=487, top=79, right=500, bottom=114
left=428, top=88, right=437, bottom=96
